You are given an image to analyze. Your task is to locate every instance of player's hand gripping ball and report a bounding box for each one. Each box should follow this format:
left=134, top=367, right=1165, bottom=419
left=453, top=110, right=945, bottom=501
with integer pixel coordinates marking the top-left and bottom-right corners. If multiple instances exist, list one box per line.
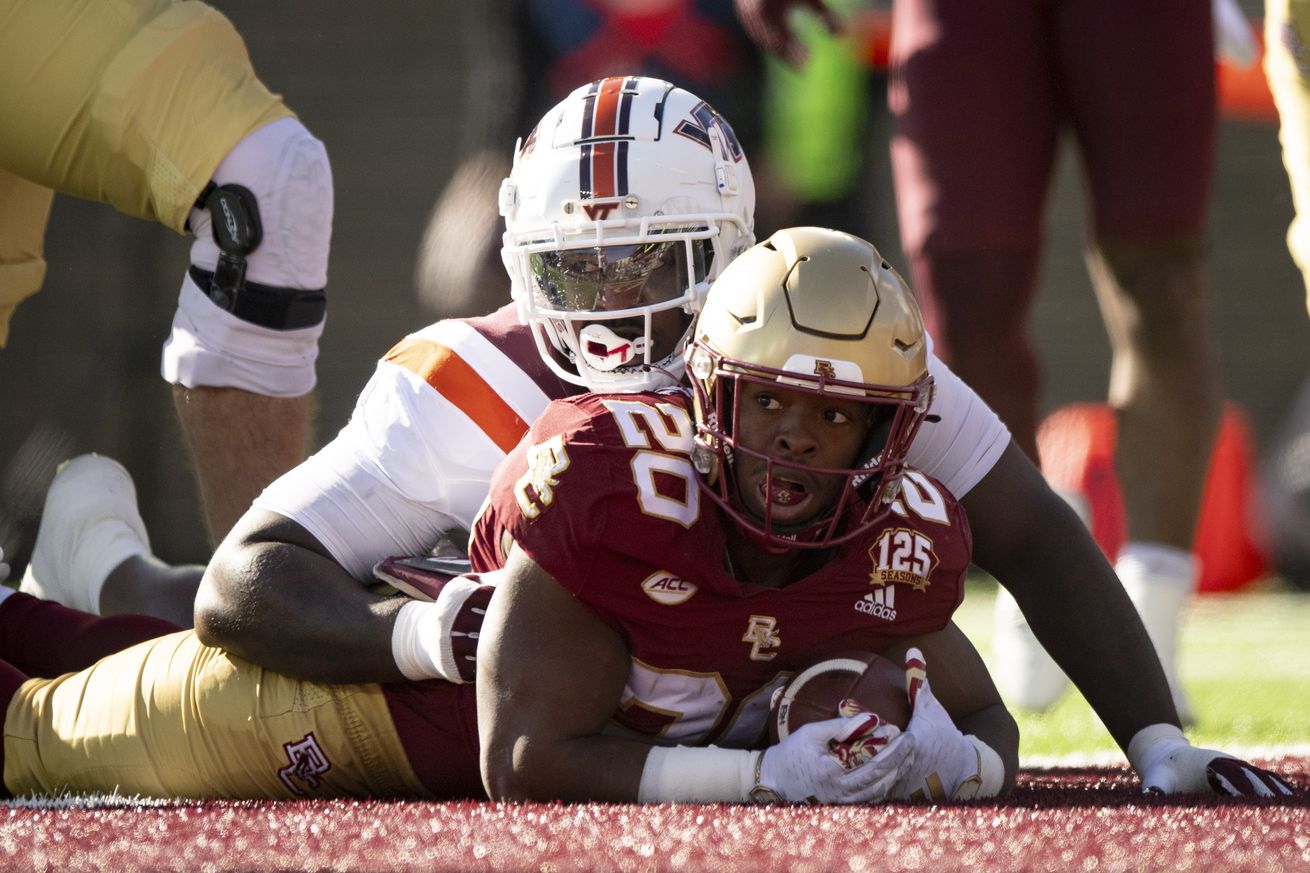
left=770, top=651, right=911, bottom=744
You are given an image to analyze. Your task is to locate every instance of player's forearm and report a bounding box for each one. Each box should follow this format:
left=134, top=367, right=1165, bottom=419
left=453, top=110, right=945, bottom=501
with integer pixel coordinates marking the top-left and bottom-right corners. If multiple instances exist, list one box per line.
left=481, top=733, right=653, bottom=803
left=1021, top=566, right=1179, bottom=749
left=968, top=471, right=1179, bottom=747
left=197, top=529, right=405, bottom=683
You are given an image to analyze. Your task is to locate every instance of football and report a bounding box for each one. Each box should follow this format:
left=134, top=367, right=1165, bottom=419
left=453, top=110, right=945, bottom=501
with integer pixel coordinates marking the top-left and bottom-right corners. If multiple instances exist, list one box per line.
left=769, top=650, right=911, bottom=743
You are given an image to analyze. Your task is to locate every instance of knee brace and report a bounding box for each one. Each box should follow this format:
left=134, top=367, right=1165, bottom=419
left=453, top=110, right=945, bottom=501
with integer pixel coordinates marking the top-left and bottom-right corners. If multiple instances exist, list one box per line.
left=188, top=182, right=326, bottom=330
left=162, top=118, right=333, bottom=396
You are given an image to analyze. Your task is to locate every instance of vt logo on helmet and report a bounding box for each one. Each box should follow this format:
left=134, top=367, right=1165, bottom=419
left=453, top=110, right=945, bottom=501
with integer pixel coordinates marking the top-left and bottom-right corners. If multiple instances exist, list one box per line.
left=499, top=76, right=756, bottom=392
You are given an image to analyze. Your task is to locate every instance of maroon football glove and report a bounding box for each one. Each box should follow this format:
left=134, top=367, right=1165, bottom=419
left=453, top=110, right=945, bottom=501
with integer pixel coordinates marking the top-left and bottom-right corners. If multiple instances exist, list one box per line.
left=374, top=554, right=472, bottom=601
left=375, top=555, right=495, bottom=683
left=1206, top=757, right=1297, bottom=798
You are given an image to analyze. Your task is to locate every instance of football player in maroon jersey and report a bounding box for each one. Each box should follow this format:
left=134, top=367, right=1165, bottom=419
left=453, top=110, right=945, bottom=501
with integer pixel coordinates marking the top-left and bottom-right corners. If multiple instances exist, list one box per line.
left=471, top=227, right=1290, bottom=803
left=473, top=226, right=1020, bottom=802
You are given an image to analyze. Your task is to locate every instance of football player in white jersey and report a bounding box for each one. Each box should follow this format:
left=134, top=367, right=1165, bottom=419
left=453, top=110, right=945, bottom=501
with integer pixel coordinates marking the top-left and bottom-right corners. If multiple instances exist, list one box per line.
left=19, top=76, right=1229, bottom=793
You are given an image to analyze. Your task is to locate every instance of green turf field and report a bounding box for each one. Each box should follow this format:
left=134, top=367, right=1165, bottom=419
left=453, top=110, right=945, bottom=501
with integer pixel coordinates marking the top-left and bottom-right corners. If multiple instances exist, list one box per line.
left=955, top=578, right=1310, bottom=760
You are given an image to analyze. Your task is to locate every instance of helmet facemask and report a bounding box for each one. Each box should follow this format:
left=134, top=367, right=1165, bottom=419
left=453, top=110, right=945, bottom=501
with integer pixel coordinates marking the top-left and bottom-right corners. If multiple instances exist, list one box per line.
left=512, top=223, right=714, bottom=392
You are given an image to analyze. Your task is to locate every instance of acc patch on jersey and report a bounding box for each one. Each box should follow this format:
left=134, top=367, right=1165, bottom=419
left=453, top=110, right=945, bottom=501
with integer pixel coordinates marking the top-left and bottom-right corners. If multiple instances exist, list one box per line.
left=641, top=570, right=697, bottom=605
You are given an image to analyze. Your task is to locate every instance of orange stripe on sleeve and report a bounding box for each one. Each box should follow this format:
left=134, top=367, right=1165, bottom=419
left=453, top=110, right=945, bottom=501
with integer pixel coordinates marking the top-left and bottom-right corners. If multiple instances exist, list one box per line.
left=385, top=337, right=529, bottom=454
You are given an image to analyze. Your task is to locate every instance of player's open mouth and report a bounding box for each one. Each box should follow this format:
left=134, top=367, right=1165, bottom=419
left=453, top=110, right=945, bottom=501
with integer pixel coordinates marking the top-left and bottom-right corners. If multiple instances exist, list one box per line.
left=759, top=476, right=814, bottom=522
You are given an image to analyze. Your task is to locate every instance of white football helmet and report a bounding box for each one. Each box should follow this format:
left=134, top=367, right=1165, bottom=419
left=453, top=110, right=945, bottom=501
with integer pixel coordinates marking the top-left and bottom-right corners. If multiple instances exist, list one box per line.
left=500, top=76, right=756, bottom=392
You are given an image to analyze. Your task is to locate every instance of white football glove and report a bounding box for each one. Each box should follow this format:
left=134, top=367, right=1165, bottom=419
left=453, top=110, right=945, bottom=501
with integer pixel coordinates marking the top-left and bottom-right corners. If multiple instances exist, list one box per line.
left=756, top=711, right=902, bottom=804
left=1128, top=724, right=1296, bottom=797
left=856, top=648, right=1005, bottom=802
left=0, top=545, right=9, bottom=584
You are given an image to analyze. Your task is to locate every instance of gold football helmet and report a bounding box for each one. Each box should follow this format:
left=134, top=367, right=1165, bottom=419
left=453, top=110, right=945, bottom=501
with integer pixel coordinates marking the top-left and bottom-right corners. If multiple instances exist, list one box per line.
left=686, top=226, right=934, bottom=549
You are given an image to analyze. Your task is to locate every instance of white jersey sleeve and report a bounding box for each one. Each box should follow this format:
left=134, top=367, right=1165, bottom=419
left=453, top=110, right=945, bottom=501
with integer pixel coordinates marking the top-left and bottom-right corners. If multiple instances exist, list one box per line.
left=255, top=317, right=557, bottom=580
left=906, top=345, right=1011, bottom=499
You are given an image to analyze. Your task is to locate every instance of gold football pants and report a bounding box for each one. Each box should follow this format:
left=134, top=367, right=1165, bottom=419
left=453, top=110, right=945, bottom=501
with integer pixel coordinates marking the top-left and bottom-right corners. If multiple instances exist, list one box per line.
left=4, top=631, right=431, bottom=800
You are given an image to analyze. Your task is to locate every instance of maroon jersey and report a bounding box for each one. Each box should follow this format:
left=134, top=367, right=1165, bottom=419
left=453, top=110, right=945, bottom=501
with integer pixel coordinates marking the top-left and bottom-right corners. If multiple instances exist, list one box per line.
left=471, top=391, right=972, bottom=750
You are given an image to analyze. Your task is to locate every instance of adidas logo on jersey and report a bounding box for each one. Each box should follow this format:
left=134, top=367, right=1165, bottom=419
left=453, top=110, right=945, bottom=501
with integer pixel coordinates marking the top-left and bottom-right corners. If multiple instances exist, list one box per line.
left=855, top=587, right=896, bottom=621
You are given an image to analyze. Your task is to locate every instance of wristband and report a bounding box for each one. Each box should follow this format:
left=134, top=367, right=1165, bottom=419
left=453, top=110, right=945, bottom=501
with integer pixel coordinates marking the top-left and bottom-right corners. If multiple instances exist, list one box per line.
left=1127, top=722, right=1225, bottom=794
left=1126, top=723, right=1189, bottom=777
left=390, top=570, right=502, bottom=682
left=391, top=599, right=445, bottom=681
left=637, top=745, right=757, bottom=803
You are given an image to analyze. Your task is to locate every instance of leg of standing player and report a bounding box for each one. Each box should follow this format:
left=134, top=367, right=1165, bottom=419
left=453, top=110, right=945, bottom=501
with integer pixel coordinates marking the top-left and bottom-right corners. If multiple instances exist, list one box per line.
left=0, top=0, right=331, bottom=553
left=890, top=0, right=1217, bottom=718
left=1267, top=0, right=1310, bottom=321
left=1070, top=0, right=1219, bottom=722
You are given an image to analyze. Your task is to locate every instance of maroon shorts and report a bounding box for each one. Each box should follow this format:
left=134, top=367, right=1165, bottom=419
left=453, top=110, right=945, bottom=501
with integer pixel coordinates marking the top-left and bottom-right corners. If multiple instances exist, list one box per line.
left=889, top=0, right=1216, bottom=255
left=384, top=679, right=486, bottom=799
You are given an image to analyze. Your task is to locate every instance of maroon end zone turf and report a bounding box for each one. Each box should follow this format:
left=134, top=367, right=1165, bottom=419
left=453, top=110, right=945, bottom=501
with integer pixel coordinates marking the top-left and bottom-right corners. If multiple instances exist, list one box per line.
left=3, top=757, right=1306, bottom=873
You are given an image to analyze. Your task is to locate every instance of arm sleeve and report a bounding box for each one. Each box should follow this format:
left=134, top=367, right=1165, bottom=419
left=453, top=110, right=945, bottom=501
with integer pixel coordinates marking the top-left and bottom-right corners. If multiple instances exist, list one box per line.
left=254, top=361, right=514, bottom=579
left=906, top=350, right=1011, bottom=499
left=255, top=316, right=557, bottom=579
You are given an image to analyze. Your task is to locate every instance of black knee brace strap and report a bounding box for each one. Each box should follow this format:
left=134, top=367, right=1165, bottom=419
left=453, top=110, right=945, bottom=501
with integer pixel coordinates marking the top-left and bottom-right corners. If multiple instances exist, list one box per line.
left=188, top=265, right=326, bottom=330
left=190, top=182, right=327, bottom=330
